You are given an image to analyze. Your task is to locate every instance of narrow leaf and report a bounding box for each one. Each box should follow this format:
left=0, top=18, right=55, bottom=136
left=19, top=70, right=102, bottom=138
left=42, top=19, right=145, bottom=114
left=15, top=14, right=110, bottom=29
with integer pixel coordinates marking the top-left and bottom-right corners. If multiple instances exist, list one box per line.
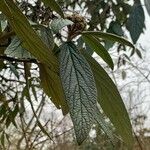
left=82, top=34, right=114, bottom=69
left=82, top=31, right=135, bottom=49
left=41, top=0, right=64, bottom=18
left=82, top=50, right=134, bottom=148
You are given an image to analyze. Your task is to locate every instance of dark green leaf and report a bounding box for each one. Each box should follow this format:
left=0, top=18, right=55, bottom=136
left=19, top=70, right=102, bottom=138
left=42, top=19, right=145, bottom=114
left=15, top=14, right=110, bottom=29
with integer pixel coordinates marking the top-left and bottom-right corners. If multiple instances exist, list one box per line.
left=59, top=42, right=114, bottom=144
left=136, top=49, right=142, bottom=59
left=82, top=50, right=134, bottom=148
left=109, top=21, right=123, bottom=36
left=51, top=18, right=73, bottom=33
left=82, top=34, right=114, bottom=69
left=126, top=1, right=145, bottom=44
left=82, top=31, right=135, bottom=49
left=41, top=0, right=64, bottom=18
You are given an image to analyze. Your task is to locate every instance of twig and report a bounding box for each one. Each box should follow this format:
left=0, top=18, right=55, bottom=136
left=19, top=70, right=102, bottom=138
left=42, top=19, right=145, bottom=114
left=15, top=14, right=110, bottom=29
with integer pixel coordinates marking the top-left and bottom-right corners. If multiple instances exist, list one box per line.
left=0, top=55, right=38, bottom=64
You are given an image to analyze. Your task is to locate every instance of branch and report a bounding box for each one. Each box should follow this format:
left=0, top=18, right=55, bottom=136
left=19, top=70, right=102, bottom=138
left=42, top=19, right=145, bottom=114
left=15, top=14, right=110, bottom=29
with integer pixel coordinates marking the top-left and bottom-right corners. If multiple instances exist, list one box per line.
left=0, top=55, right=38, bottom=64
left=0, top=31, right=15, bottom=43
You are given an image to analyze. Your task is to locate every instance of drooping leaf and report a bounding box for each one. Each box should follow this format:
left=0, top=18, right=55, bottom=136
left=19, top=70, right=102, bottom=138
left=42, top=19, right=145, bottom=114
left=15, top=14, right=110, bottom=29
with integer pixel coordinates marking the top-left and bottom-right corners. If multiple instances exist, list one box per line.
left=145, top=0, right=150, bottom=16
left=126, top=1, right=145, bottom=44
left=135, top=48, right=142, bottom=59
left=0, top=0, right=58, bottom=71
left=51, top=18, right=73, bottom=33
left=82, top=31, right=135, bottom=49
left=41, top=0, right=64, bottom=18
left=39, top=64, right=69, bottom=115
left=59, top=42, right=114, bottom=144
left=82, top=34, right=114, bottom=69
left=5, top=36, right=32, bottom=59
left=82, top=50, right=133, bottom=148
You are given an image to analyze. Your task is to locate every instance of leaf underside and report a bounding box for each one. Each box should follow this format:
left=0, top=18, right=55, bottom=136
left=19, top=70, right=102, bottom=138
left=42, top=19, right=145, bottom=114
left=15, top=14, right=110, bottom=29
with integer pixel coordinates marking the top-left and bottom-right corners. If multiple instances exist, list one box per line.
left=59, top=42, right=114, bottom=144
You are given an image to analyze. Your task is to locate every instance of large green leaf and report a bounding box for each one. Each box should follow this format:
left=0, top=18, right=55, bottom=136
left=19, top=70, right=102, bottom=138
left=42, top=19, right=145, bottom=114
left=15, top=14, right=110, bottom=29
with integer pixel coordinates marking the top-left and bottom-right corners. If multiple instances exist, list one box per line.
left=82, top=50, right=133, bottom=148
left=39, top=65, right=69, bottom=115
left=145, top=0, right=150, bottom=16
left=5, top=36, right=32, bottom=59
left=0, top=0, right=58, bottom=71
left=82, top=34, right=114, bottom=69
left=51, top=18, right=73, bottom=33
left=126, top=1, right=145, bottom=44
left=82, top=31, right=134, bottom=49
left=41, top=0, right=64, bottom=18
left=59, top=42, right=114, bottom=144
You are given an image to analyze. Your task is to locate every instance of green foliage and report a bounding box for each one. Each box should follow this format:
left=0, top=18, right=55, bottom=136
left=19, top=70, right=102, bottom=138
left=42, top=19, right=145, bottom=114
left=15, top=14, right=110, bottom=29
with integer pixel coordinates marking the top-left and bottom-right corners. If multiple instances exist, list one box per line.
left=1, top=0, right=146, bottom=148
left=0, top=0, right=58, bottom=70
left=82, top=31, right=135, bottom=49
left=82, top=51, right=133, bottom=148
left=41, top=0, right=64, bottom=18
left=59, top=42, right=114, bottom=145
left=126, top=0, right=145, bottom=44
left=82, top=34, right=114, bottom=69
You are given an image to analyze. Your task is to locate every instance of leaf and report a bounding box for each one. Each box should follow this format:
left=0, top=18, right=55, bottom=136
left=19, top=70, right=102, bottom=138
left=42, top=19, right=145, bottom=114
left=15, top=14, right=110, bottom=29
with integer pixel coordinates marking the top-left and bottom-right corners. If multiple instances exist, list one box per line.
left=82, top=50, right=134, bottom=148
left=104, top=21, right=123, bottom=50
left=40, top=27, right=55, bottom=50
left=126, top=1, right=145, bottom=44
left=41, top=0, right=64, bottom=18
left=8, top=63, right=19, bottom=79
left=39, top=64, right=69, bottom=115
left=136, top=48, right=142, bottom=59
left=82, top=31, right=135, bottom=49
left=82, top=34, right=114, bottom=69
left=59, top=42, right=114, bottom=144
left=51, top=18, right=73, bottom=33
left=109, top=21, right=123, bottom=36
left=5, top=36, right=32, bottom=59
left=0, top=0, right=58, bottom=72
left=144, top=0, right=150, bottom=16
